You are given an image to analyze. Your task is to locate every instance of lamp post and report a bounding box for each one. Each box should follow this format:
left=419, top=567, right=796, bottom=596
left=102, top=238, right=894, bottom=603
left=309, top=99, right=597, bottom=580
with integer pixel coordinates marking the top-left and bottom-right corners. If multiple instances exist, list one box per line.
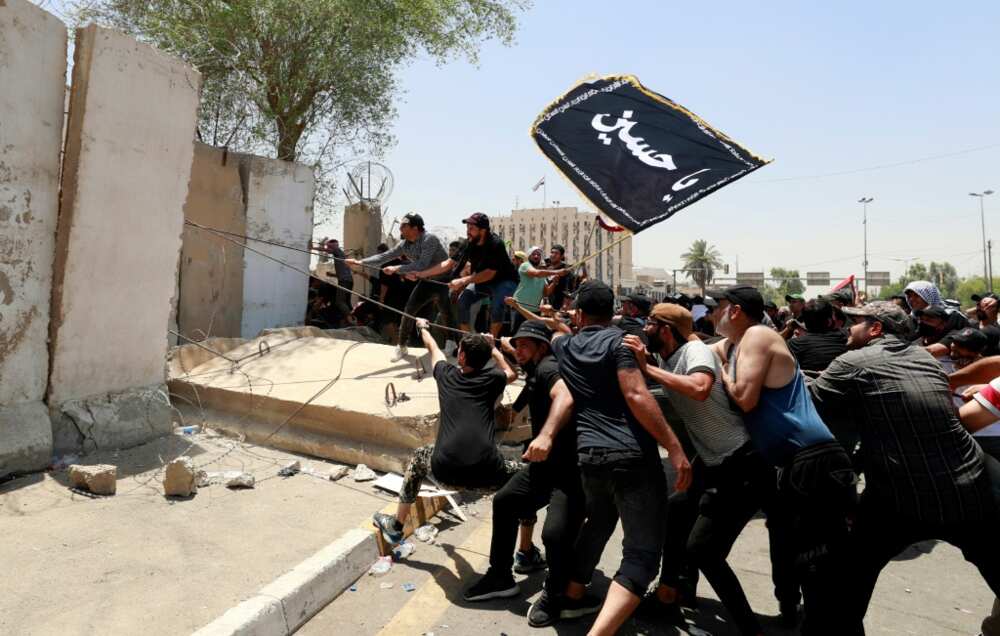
left=858, top=197, right=874, bottom=296
left=970, top=190, right=995, bottom=292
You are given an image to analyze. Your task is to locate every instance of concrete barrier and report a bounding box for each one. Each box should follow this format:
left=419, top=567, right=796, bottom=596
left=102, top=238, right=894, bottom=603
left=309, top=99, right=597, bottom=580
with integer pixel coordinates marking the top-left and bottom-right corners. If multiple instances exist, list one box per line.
left=48, top=25, right=201, bottom=453
left=0, top=0, right=67, bottom=476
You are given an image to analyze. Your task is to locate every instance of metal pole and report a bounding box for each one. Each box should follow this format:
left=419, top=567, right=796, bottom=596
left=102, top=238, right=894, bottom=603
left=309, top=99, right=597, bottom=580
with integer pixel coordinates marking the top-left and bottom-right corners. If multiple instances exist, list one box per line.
left=989, top=239, right=994, bottom=292
left=863, top=201, right=869, bottom=297
left=981, top=196, right=990, bottom=291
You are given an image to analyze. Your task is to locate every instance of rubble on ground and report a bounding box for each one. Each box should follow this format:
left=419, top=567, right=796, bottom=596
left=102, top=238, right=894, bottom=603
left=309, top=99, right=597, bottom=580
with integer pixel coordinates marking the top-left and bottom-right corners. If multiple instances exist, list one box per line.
left=163, top=456, right=198, bottom=497
left=68, top=464, right=117, bottom=495
left=352, top=463, right=376, bottom=481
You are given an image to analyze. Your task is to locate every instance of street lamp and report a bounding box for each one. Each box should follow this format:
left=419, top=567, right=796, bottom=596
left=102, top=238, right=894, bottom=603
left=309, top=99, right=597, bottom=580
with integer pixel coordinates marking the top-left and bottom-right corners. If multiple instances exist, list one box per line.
left=970, top=190, right=995, bottom=292
left=858, top=197, right=874, bottom=295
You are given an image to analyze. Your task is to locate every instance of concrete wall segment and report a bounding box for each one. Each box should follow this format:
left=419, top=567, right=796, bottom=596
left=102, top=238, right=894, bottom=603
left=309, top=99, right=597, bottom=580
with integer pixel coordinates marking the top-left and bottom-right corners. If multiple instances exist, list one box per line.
left=0, top=0, right=66, bottom=405
left=240, top=155, right=314, bottom=338
left=48, top=25, right=201, bottom=405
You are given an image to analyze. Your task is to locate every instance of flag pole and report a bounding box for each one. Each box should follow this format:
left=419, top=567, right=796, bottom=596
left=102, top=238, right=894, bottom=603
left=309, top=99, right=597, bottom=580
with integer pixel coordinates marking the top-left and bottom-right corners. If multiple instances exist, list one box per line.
left=543, top=179, right=547, bottom=209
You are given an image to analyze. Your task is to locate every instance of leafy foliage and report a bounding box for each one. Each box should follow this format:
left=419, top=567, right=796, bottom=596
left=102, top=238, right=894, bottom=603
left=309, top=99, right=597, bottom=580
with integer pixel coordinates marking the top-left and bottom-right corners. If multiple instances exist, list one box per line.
left=680, top=239, right=723, bottom=291
left=877, top=261, right=960, bottom=300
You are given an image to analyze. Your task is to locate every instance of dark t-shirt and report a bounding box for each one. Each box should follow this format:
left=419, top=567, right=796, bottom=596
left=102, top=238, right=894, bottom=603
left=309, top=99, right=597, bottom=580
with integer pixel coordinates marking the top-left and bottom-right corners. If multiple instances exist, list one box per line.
left=521, top=355, right=576, bottom=471
left=981, top=324, right=1000, bottom=356
left=430, top=360, right=506, bottom=481
left=547, top=263, right=577, bottom=310
left=454, top=233, right=519, bottom=285
left=788, top=330, right=849, bottom=373
left=552, top=325, right=657, bottom=457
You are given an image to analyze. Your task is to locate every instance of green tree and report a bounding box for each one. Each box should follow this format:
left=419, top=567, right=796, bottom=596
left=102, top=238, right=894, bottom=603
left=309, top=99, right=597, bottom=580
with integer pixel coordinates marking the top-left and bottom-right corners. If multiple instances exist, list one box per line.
left=955, top=277, right=989, bottom=307
left=877, top=261, right=960, bottom=300
left=681, top=239, right=723, bottom=293
left=769, top=267, right=804, bottom=299
left=76, top=0, right=529, bottom=210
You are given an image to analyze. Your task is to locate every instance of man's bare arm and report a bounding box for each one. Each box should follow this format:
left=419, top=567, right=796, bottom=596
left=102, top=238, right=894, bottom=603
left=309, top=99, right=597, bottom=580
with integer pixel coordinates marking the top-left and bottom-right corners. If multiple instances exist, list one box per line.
left=617, top=367, right=692, bottom=492
left=621, top=335, right=713, bottom=401
left=959, top=398, right=1000, bottom=433
left=485, top=335, right=517, bottom=384
left=523, top=379, right=574, bottom=462
left=949, top=356, right=1000, bottom=390
left=722, top=331, right=772, bottom=412
left=413, top=258, right=456, bottom=280
left=416, top=319, right=446, bottom=367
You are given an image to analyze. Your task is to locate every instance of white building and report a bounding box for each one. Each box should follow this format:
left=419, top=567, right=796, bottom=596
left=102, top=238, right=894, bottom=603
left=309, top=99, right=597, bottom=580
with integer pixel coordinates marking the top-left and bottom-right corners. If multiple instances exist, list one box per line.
left=490, top=206, right=633, bottom=292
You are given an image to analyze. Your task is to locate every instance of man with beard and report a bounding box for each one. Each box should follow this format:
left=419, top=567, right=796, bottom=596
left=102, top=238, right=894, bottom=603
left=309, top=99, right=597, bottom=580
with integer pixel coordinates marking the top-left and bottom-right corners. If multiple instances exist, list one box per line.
left=510, top=246, right=570, bottom=333
left=544, top=244, right=577, bottom=310
left=464, top=320, right=585, bottom=627
left=973, top=293, right=1000, bottom=356
left=810, top=301, right=1000, bottom=634
left=714, top=285, right=856, bottom=636
left=625, top=303, right=793, bottom=635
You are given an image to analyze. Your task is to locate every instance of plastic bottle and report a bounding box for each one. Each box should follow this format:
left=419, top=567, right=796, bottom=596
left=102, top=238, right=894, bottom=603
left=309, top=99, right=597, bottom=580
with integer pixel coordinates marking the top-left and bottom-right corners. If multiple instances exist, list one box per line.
left=393, top=541, right=416, bottom=560
left=414, top=524, right=439, bottom=543
left=368, top=555, right=392, bottom=576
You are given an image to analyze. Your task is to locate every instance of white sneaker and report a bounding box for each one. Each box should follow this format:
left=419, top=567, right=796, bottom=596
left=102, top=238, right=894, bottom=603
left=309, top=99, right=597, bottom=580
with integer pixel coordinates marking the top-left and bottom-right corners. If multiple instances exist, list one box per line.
left=390, top=345, right=408, bottom=362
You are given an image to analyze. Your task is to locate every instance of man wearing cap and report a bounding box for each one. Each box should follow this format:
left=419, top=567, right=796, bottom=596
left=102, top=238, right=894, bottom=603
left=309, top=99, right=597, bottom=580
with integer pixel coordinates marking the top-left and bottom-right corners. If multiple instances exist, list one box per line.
left=345, top=213, right=452, bottom=361
left=551, top=280, right=692, bottom=635
left=413, top=212, right=520, bottom=338
left=714, top=285, right=856, bottom=636
left=785, top=293, right=806, bottom=320
left=624, top=303, right=791, bottom=634
left=764, top=300, right=785, bottom=330
left=510, top=246, right=571, bottom=334
left=973, top=293, right=1000, bottom=356
left=463, top=320, right=585, bottom=626
left=809, top=301, right=1000, bottom=633
left=787, top=299, right=848, bottom=374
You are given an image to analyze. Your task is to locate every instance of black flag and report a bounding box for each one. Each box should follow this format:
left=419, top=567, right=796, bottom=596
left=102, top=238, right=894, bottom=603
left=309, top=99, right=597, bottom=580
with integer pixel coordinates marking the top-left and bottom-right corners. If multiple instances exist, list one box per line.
left=531, top=75, right=769, bottom=234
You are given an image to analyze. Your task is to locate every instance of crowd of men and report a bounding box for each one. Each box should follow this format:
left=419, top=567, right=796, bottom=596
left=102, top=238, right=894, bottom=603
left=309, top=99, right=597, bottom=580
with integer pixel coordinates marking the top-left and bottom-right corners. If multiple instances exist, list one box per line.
left=317, top=213, right=1000, bottom=635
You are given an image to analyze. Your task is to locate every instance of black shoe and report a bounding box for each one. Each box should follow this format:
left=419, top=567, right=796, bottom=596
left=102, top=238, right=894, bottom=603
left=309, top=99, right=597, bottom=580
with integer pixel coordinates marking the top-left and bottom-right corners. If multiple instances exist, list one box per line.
left=559, top=591, right=603, bottom=619
left=528, top=590, right=561, bottom=627
left=779, top=600, right=801, bottom=628
left=372, top=512, right=403, bottom=544
left=513, top=545, right=547, bottom=574
left=463, top=569, right=520, bottom=602
left=677, top=584, right=699, bottom=609
left=637, top=593, right=685, bottom=625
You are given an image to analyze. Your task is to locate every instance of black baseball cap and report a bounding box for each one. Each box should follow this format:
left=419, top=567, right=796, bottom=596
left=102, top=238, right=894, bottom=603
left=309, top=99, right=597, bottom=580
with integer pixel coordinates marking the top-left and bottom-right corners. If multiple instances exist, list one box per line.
left=462, top=212, right=490, bottom=229
left=722, top=285, right=765, bottom=322
left=400, top=213, right=424, bottom=230
left=785, top=293, right=805, bottom=302
left=573, top=280, right=615, bottom=317
left=625, top=293, right=652, bottom=316
left=914, top=306, right=949, bottom=320
left=953, top=327, right=988, bottom=352
left=972, top=292, right=998, bottom=302
left=511, top=319, right=553, bottom=346
left=764, top=300, right=778, bottom=310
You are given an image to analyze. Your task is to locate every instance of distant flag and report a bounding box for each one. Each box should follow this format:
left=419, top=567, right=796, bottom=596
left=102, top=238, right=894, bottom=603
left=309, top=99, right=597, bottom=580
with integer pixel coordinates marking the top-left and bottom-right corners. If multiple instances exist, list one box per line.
left=530, top=75, right=770, bottom=234
left=597, top=215, right=625, bottom=233
left=831, top=274, right=855, bottom=291
left=531, top=176, right=545, bottom=192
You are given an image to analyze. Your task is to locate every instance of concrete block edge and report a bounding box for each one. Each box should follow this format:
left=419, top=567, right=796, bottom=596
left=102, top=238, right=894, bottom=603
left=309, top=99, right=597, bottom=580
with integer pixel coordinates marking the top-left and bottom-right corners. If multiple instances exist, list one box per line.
left=191, top=527, right=377, bottom=636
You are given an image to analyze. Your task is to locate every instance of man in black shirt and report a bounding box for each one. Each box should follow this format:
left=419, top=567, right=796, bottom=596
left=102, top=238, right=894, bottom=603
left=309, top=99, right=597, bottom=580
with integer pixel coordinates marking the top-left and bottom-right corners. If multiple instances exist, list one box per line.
left=788, top=299, right=848, bottom=373
left=373, top=318, right=519, bottom=544
left=552, top=280, right=692, bottom=634
left=410, top=212, right=518, bottom=338
left=974, top=293, right=1000, bottom=356
left=544, top=244, right=577, bottom=310
left=464, top=321, right=585, bottom=628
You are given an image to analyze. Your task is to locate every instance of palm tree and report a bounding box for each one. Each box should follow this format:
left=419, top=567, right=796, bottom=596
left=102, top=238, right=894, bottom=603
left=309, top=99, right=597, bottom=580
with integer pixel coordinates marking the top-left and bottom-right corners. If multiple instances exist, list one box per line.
left=680, top=239, right=723, bottom=293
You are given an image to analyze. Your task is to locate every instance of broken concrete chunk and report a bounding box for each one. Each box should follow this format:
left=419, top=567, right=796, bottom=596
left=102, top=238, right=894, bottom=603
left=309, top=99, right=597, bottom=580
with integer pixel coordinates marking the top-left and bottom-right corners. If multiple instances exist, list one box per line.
left=353, top=464, right=377, bottom=482
left=224, top=471, right=255, bottom=489
left=195, top=470, right=211, bottom=487
left=328, top=465, right=350, bottom=481
left=278, top=460, right=301, bottom=477
left=68, top=464, right=117, bottom=495
left=163, top=456, right=197, bottom=497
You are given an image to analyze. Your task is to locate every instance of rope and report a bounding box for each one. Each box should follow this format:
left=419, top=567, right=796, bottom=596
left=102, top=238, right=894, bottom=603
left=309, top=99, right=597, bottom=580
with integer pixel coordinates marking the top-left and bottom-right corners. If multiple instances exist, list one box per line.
left=185, top=221, right=471, bottom=337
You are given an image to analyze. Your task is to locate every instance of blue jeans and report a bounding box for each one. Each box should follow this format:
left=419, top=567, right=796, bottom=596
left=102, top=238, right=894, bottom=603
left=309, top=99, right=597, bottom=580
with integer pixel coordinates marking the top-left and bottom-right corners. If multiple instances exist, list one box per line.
left=457, top=279, right=517, bottom=326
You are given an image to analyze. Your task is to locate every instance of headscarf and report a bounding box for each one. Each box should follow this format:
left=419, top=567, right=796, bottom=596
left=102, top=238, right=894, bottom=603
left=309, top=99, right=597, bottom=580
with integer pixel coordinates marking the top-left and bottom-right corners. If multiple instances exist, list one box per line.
left=903, top=280, right=944, bottom=309
left=528, top=245, right=543, bottom=258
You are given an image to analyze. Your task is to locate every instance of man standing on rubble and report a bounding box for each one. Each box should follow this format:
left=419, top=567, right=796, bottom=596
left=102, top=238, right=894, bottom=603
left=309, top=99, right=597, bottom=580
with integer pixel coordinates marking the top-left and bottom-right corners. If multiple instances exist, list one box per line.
left=345, top=213, right=452, bottom=362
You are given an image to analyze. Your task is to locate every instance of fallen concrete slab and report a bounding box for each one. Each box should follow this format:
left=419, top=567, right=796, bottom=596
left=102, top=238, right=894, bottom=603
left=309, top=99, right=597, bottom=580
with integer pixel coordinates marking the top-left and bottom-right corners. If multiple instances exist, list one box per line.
left=168, top=328, right=526, bottom=474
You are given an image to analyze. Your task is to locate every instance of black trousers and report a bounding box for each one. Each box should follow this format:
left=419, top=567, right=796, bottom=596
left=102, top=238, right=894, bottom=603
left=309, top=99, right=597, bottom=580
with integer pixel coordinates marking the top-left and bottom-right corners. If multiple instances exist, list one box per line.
left=661, top=444, right=794, bottom=635
left=334, top=279, right=354, bottom=323
left=489, top=462, right=586, bottom=593
left=399, top=280, right=451, bottom=346
left=776, top=441, right=858, bottom=636
left=845, top=488, right=1000, bottom=635
left=572, top=450, right=668, bottom=597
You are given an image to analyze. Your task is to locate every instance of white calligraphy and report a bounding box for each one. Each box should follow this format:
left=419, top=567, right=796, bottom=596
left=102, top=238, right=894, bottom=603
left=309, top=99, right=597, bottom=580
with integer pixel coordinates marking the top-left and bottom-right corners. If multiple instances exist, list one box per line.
left=591, top=110, right=678, bottom=170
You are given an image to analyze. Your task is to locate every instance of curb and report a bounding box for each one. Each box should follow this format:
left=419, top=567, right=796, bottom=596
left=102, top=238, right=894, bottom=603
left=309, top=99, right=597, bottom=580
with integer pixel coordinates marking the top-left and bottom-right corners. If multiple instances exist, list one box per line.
left=192, top=527, right=378, bottom=636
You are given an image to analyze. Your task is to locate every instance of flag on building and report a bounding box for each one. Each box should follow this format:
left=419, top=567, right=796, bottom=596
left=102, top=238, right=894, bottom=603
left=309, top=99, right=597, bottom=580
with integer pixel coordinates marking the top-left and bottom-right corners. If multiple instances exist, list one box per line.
left=531, top=176, right=545, bottom=192
left=530, top=75, right=769, bottom=234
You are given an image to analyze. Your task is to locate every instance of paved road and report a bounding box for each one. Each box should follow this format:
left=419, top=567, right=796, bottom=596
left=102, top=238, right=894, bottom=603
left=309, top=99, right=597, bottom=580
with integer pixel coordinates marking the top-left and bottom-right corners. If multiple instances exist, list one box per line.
left=302, top=491, right=993, bottom=635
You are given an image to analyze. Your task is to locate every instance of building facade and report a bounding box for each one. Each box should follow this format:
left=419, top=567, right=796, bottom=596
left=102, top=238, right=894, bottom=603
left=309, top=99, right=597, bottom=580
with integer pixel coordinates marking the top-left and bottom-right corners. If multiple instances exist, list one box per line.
left=490, top=206, right=633, bottom=292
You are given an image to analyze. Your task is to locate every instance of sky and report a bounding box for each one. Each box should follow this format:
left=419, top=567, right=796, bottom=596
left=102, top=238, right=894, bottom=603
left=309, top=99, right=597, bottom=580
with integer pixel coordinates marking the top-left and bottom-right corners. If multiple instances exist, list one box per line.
left=40, top=0, right=1000, bottom=282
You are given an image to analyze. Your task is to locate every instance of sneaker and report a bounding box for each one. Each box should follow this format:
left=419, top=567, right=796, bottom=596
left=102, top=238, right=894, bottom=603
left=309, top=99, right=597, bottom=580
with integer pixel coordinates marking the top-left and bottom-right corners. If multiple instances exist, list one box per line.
left=513, top=545, right=547, bottom=574
left=390, top=345, right=408, bottom=362
left=372, top=512, right=403, bottom=544
left=528, top=590, right=561, bottom=627
left=637, top=593, right=685, bottom=625
left=559, top=591, right=603, bottom=619
left=463, top=568, right=520, bottom=602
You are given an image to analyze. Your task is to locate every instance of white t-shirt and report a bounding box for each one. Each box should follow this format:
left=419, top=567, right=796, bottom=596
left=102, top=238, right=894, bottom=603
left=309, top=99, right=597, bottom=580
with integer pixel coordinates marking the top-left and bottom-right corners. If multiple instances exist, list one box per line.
left=660, top=340, right=751, bottom=466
